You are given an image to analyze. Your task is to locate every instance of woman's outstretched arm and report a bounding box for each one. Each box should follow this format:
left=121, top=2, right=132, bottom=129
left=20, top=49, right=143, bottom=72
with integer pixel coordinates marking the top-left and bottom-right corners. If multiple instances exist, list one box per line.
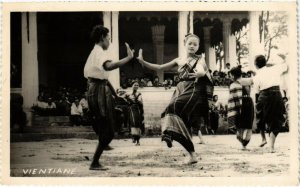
left=137, top=49, right=178, bottom=71
left=104, top=43, right=134, bottom=71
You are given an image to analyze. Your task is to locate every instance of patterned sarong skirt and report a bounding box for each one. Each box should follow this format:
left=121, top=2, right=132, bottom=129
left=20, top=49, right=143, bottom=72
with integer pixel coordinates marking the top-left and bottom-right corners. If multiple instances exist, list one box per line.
left=256, top=86, right=285, bottom=134
left=161, top=80, right=209, bottom=142
left=87, top=78, right=116, bottom=135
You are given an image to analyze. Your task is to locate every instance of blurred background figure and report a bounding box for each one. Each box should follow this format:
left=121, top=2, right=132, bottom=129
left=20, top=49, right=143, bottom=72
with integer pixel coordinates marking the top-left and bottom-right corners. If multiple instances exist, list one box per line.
left=126, top=82, right=145, bottom=146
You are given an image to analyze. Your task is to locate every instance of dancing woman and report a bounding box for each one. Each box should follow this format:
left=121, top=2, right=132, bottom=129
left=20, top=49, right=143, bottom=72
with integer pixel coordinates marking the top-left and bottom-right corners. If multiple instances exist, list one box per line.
left=126, top=82, right=145, bottom=146
left=228, top=66, right=254, bottom=150
left=83, top=25, right=134, bottom=170
left=137, top=34, right=213, bottom=164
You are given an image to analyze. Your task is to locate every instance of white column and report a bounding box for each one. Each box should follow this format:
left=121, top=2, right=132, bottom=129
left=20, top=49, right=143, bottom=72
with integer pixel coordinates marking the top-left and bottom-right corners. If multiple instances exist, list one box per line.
left=189, top=11, right=194, bottom=34
left=223, top=18, right=237, bottom=68
left=203, top=26, right=217, bottom=71
left=229, top=33, right=237, bottom=67
left=151, top=25, right=165, bottom=82
left=103, top=12, right=120, bottom=89
left=21, top=12, right=39, bottom=126
left=178, top=11, right=189, bottom=59
left=248, top=11, right=264, bottom=71
left=209, top=47, right=217, bottom=72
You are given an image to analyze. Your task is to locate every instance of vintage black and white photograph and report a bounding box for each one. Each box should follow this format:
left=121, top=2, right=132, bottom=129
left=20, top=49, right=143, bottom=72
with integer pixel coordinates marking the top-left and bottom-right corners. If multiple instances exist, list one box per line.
left=2, top=1, right=298, bottom=185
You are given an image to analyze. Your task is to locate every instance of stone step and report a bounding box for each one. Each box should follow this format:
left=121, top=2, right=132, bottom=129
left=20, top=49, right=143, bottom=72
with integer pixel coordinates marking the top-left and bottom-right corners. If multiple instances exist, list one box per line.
left=11, top=132, right=98, bottom=142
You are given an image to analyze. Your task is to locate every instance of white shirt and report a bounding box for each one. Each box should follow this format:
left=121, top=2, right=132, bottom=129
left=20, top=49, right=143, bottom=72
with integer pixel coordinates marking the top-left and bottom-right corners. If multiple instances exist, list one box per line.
left=36, top=101, right=47, bottom=109
left=253, top=63, right=288, bottom=92
left=45, top=102, right=56, bottom=109
left=84, top=45, right=111, bottom=79
left=79, top=98, right=88, bottom=109
left=71, top=103, right=83, bottom=116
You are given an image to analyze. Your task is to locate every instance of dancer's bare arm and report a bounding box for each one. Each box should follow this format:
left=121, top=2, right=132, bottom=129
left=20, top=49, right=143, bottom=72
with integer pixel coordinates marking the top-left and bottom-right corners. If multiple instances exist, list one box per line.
left=137, top=49, right=178, bottom=71
left=104, top=43, right=134, bottom=71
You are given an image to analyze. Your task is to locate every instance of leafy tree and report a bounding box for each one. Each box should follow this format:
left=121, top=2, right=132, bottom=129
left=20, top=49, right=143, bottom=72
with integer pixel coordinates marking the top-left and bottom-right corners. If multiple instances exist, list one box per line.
left=235, top=27, right=249, bottom=65
left=262, top=11, right=288, bottom=62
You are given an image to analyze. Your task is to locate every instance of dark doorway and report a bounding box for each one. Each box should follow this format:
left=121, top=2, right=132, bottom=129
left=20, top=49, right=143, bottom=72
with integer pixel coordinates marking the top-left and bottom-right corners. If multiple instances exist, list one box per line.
left=37, top=12, right=103, bottom=90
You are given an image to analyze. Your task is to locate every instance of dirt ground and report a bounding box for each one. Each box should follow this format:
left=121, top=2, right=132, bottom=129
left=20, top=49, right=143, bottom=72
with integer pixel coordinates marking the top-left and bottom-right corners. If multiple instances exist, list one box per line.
left=10, top=133, right=290, bottom=177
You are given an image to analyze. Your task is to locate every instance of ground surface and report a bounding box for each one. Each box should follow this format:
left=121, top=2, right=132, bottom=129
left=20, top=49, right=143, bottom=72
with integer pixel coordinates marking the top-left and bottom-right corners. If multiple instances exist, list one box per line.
left=10, top=133, right=290, bottom=177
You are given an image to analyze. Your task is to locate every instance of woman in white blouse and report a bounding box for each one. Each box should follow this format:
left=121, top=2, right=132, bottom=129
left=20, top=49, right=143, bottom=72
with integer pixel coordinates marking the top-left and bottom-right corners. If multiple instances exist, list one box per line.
left=84, top=25, right=134, bottom=170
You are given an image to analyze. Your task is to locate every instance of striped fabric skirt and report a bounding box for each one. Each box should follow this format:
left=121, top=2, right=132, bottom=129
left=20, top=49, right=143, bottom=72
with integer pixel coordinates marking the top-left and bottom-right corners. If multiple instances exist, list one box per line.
left=228, top=97, right=254, bottom=130
left=161, top=80, right=209, bottom=141
left=87, top=78, right=116, bottom=135
left=256, top=86, right=285, bottom=135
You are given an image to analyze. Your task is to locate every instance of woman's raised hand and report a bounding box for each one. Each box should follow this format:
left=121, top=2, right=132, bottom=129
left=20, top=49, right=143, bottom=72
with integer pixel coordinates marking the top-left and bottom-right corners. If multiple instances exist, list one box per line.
left=125, top=42, right=135, bottom=59
left=137, top=49, right=144, bottom=62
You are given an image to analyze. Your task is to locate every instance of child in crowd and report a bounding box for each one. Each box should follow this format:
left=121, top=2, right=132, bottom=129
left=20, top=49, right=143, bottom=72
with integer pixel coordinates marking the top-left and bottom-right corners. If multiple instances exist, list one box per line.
left=210, top=95, right=221, bottom=134
left=70, top=97, right=83, bottom=126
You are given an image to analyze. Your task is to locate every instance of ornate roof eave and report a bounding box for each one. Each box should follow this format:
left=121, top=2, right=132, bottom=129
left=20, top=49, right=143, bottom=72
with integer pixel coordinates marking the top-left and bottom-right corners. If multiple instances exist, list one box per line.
left=194, top=11, right=249, bottom=22
left=119, top=12, right=178, bottom=22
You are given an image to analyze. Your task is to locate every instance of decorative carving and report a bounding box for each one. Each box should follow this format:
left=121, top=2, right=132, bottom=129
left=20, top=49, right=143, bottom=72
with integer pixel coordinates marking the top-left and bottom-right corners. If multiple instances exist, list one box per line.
left=151, top=25, right=166, bottom=43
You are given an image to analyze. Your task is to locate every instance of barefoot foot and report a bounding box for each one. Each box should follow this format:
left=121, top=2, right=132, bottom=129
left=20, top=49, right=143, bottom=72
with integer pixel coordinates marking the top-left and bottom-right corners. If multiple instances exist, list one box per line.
left=162, top=135, right=173, bottom=148
left=89, top=164, right=109, bottom=171
left=187, top=157, right=198, bottom=165
left=259, top=141, right=267, bottom=147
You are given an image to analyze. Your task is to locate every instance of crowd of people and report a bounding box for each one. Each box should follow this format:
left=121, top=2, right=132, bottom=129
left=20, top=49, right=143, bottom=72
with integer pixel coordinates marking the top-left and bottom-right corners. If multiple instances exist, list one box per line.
left=120, top=63, right=252, bottom=89
left=31, top=86, right=90, bottom=125
left=120, top=75, right=180, bottom=89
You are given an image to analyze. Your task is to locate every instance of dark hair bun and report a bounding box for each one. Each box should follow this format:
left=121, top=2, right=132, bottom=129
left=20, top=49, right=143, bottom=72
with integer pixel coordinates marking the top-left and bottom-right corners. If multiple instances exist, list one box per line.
left=90, top=25, right=109, bottom=44
left=230, top=66, right=242, bottom=79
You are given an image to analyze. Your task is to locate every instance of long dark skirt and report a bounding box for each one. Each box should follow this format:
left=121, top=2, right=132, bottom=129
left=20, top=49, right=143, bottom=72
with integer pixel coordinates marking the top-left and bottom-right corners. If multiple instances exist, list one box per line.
left=240, top=97, right=254, bottom=129
left=161, top=80, right=209, bottom=146
left=129, top=104, right=144, bottom=136
left=256, top=86, right=285, bottom=135
left=87, top=79, right=115, bottom=140
left=210, top=111, right=219, bottom=133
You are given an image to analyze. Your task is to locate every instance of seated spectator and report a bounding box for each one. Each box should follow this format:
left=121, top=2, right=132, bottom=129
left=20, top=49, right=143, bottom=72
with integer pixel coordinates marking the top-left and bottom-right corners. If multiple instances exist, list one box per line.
left=45, top=97, right=56, bottom=115
left=36, top=95, right=47, bottom=109
left=218, top=71, right=227, bottom=86
left=146, top=78, right=153, bottom=87
left=212, top=71, right=220, bottom=86
left=163, top=78, right=173, bottom=89
left=56, top=95, right=71, bottom=116
left=134, top=77, right=141, bottom=85
left=70, top=97, right=83, bottom=126
left=32, top=95, right=48, bottom=115
left=79, top=93, right=89, bottom=115
left=140, top=77, right=147, bottom=88
left=127, top=78, right=133, bottom=87
left=153, top=76, right=162, bottom=87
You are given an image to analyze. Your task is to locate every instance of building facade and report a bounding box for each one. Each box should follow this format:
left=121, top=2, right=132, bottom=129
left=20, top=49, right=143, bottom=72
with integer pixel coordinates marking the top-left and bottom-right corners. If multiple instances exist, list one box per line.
left=11, top=11, right=265, bottom=113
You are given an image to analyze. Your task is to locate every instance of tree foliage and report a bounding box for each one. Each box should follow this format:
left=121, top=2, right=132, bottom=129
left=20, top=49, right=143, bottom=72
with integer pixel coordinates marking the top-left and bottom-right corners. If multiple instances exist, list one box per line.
left=262, top=11, right=288, bottom=62
left=236, top=27, right=249, bottom=65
